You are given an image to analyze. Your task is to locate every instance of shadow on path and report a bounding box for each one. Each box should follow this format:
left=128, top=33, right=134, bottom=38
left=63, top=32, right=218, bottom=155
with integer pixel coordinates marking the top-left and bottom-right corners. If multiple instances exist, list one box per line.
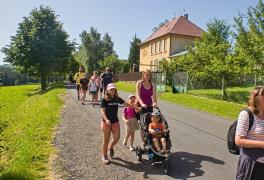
left=168, top=151, right=225, bottom=179
left=111, top=151, right=225, bottom=179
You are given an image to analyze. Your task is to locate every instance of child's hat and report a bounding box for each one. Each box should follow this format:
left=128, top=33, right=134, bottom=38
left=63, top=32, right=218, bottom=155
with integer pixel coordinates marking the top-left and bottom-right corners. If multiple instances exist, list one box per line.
left=107, top=83, right=116, bottom=90
left=127, top=95, right=136, bottom=99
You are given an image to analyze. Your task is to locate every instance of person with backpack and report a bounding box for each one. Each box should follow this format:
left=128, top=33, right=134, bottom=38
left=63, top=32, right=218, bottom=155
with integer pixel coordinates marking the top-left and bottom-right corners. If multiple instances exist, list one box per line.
left=234, top=86, right=264, bottom=180
left=79, top=73, right=89, bottom=105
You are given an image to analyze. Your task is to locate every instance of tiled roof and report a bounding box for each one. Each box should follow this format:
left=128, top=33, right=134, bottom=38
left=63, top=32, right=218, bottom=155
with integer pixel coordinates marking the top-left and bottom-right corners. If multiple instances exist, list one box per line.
left=141, top=16, right=203, bottom=45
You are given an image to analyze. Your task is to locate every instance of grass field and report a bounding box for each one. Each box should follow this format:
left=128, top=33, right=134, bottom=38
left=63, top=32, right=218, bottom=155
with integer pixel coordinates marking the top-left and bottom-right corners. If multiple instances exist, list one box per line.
left=115, top=82, right=248, bottom=120
left=0, top=83, right=65, bottom=179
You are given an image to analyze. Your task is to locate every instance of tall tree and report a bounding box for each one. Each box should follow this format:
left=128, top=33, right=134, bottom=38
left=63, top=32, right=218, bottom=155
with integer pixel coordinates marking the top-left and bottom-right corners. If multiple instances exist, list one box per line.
left=2, top=6, right=74, bottom=90
left=178, top=18, right=232, bottom=98
left=99, top=54, right=124, bottom=74
left=79, top=28, right=116, bottom=73
left=101, top=33, right=115, bottom=58
left=233, top=0, right=264, bottom=74
left=80, top=27, right=103, bottom=73
left=128, top=35, right=141, bottom=72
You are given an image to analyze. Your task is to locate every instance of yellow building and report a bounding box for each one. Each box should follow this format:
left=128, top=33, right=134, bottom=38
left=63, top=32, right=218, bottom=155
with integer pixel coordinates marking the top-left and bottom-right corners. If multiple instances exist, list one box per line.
left=139, top=14, right=203, bottom=72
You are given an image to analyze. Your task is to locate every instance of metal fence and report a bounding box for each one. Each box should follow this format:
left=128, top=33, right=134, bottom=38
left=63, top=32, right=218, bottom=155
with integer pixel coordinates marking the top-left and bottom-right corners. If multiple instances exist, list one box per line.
left=172, top=72, right=188, bottom=93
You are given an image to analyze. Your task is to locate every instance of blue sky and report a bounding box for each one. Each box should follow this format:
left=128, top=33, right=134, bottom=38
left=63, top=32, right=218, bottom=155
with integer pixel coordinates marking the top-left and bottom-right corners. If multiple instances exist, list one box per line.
left=0, top=0, right=259, bottom=65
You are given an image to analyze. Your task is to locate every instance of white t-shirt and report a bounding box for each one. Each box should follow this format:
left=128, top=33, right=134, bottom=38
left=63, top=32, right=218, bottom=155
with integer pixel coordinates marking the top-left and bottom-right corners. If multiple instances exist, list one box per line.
left=236, top=110, right=264, bottom=162
left=89, top=80, right=97, bottom=92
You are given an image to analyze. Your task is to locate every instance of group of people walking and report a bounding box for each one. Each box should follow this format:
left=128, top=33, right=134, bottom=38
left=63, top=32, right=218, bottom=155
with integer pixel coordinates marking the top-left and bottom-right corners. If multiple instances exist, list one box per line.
left=69, top=66, right=264, bottom=179
left=100, top=69, right=162, bottom=164
left=69, top=66, right=113, bottom=105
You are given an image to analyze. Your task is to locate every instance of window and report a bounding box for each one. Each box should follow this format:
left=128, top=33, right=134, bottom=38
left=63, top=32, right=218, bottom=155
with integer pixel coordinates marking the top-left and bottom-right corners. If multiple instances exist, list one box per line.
left=151, top=44, right=153, bottom=54
left=164, top=39, right=167, bottom=51
left=159, top=41, right=162, bottom=52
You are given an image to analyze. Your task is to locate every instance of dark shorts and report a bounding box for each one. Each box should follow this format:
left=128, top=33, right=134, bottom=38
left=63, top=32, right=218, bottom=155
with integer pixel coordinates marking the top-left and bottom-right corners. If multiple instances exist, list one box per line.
left=90, top=91, right=97, bottom=95
left=76, top=84, right=80, bottom=91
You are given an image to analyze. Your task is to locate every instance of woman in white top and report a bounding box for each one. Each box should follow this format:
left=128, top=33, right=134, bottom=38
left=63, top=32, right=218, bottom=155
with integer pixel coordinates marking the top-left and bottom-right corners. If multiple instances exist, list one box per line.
left=235, top=86, right=264, bottom=180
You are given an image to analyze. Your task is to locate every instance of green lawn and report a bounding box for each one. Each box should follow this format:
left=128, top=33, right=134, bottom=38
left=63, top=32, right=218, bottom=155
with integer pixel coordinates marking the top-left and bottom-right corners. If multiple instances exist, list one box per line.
left=188, top=86, right=253, bottom=104
left=0, top=83, right=65, bottom=179
left=116, top=82, right=247, bottom=120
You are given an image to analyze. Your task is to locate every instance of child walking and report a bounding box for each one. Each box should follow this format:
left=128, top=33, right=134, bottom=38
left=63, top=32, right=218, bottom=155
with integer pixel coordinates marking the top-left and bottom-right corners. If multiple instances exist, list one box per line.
left=100, top=83, right=141, bottom=164
left=122, top=95, right=140, bottom=151
left=88, top=76, right=98, bottom=104
left=79, top=73, right=89, bottom=105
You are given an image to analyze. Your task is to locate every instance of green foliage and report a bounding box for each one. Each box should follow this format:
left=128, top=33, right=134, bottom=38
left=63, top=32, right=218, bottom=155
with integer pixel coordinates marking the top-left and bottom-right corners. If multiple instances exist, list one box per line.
left=233, top=0, right=264, bottom=74
left=0, top=83, right=64, bottom=179
left=159, top=92, right=245, bottom=120
left=99, top=54, right=125, bottom=74
left=78, top=28, right=116, bottom=74
left=116, top=81, right=136, bottom=92
left=175, top=18, right=234, bottom=98
left=1, top=6, right=74, bottom=90
left=121, top=61, right=130, bottom=73
left=0, top=65, right=36, bottom=86
left=128, top=35, right=141, bottom=72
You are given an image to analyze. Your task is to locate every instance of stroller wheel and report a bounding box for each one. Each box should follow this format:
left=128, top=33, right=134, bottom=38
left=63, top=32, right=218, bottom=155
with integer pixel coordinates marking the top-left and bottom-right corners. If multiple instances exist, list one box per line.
left=136, top=146, right=142, bottom=162
left=163, top=160, right=169, bottom=174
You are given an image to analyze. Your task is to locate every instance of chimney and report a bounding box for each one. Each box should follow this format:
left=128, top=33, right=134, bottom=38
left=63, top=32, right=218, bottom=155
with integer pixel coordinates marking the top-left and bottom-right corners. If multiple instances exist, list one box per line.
left=184, top=14, right=188, bottom=20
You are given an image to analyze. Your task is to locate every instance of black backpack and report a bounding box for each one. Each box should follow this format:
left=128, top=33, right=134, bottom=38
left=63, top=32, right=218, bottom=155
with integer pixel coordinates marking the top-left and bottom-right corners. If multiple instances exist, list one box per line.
left=227, top=108, right=254, bottom=155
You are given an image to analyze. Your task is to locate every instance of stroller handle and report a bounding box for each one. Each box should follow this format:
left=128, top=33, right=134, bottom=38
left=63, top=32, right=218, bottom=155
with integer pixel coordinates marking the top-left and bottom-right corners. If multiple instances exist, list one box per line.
left=141, top=105, right=161, bottom=113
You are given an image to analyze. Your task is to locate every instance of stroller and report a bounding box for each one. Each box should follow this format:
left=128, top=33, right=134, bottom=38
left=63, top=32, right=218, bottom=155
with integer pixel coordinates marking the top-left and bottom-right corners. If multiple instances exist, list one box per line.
left=135, top=107, right=172, bottom=174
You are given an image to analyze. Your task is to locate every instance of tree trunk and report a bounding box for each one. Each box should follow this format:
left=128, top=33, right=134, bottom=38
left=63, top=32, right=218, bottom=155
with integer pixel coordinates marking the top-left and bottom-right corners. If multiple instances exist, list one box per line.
left=40, top=69, right=47, bottom=90
left=221, top=75, right=227, bottom=99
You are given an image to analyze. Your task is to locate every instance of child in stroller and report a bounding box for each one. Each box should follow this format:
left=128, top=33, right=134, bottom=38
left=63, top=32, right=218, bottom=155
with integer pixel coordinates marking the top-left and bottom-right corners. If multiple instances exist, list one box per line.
left=135, top=107, right=171, bottom=174
left=149, top=112, right=169, bottom=154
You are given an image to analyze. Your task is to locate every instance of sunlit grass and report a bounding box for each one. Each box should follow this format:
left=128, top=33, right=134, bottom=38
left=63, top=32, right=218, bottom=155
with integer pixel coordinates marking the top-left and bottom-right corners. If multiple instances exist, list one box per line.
left=0, top=83, right=65, bottom=179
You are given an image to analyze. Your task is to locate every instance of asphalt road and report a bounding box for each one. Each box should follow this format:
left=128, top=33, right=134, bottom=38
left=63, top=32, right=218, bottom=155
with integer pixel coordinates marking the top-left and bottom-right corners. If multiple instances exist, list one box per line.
left=118, top=91, right=238, bottom=180
left=55, top=84, right=238, bottom=180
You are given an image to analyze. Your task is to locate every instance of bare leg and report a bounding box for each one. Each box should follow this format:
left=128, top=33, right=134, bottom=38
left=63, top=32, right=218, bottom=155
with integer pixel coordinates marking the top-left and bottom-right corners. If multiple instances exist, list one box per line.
left=108, top=127, right=120, bottom=150
left=153, top=138, right=161, bottom=151
left=161, top=138, right=167, bottom=152
left=102, top=128, right=111, bottom=156
left=123, top=131, right=130, bottom=145
left=130, top=131, right=135, bottom=146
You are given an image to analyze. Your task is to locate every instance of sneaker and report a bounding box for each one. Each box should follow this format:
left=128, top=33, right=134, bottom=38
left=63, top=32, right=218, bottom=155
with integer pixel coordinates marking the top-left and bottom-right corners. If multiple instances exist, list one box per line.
left=129, top=146, right=135, bottom=151
left=122, top=140, right=127, bottom=146
left=81, top=102, right=85, bottom=105
left=101, top=156, right=110, bottom=164
left=141, top=144, right=147, bottom=151
left=109, top=149, right=114, bottom=158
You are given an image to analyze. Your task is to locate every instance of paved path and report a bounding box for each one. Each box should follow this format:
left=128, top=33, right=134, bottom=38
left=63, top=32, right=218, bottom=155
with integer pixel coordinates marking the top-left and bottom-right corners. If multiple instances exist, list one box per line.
left=54, top=84, right=238, bottom=180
